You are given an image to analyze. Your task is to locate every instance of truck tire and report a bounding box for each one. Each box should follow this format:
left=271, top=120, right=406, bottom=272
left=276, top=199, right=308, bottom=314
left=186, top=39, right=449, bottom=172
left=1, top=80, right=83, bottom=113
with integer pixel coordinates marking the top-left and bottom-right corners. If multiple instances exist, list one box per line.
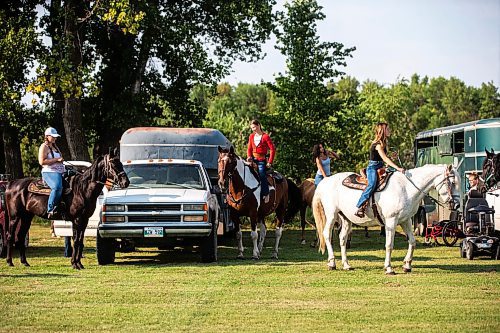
left=200, top=215, right=217, bottom=263
left=96, top=231, right=116, bottom=265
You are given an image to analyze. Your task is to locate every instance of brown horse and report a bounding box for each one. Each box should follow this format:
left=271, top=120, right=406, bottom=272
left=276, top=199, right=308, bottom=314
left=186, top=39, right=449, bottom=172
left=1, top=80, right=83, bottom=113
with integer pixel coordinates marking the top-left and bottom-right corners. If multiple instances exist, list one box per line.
left=217, top=146, right=288, bottom=259
left=5, top=151, right=129, bottom=269
left=284, top=178, right=316, bottom=244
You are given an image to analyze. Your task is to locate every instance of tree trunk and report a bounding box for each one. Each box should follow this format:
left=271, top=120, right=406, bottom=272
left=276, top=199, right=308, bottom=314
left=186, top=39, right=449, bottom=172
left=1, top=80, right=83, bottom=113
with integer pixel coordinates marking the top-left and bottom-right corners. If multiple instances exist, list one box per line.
left=2, top=124, right=24, bottom=179
left=63, top=0, right=89, bottom=161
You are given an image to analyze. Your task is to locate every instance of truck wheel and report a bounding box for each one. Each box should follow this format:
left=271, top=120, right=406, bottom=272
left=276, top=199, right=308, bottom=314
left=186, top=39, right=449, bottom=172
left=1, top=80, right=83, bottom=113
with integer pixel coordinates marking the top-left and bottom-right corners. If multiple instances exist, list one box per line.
left=460, top=240, right=467, bottom=258
left=96, top=231, right=116, bottom=265
left=200, top=218, right=217, bottom=263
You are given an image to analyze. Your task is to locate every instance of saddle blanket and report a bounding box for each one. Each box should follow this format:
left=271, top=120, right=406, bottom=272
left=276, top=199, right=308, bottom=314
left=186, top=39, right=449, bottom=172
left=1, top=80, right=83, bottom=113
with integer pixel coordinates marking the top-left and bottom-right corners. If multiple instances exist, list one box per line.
left=28, top=179, right=51, bottom=195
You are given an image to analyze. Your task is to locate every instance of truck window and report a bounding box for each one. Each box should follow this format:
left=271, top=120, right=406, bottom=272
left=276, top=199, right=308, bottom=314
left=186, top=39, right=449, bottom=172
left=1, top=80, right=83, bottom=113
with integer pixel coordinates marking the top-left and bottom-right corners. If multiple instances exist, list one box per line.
left=124, top=164, right=205, bottom=189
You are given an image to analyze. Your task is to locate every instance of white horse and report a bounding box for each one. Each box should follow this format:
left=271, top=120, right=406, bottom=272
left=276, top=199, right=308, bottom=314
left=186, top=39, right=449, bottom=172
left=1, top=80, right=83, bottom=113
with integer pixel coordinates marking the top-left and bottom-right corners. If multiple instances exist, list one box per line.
left=312, top=164, right=461, bottom=274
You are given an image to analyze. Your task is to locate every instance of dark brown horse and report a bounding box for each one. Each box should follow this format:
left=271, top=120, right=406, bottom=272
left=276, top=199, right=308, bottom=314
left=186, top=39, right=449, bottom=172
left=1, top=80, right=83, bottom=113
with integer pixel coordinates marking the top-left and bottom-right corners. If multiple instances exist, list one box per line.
left=217, top=146, right=288, bottom=259
left=483, top=148, right=500, bottom=190
left=5, top=151, right=129, bottom=269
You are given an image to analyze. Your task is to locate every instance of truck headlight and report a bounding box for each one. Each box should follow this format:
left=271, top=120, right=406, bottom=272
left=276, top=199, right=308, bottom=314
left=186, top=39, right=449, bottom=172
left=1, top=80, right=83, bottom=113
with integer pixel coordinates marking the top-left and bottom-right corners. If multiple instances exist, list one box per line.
left=103, top=216, right=125, bottom=223
left=184, top=215, right=207, bottom=222
left=104, top=204, right=126, bottom=212
left=184, top=204, right=207, bottom=211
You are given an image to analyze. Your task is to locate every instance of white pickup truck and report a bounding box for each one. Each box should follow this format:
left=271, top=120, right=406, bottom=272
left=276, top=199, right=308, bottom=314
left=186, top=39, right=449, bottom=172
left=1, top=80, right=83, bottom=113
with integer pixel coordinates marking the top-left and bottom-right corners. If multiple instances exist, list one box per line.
left=96, top=127, right=234, bottom=264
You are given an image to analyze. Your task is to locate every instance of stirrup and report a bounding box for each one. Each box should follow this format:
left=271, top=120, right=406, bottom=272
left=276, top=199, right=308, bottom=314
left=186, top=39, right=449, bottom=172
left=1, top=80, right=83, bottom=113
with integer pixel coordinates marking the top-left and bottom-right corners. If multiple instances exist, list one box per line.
left=355, top=207, right=365, bottom=218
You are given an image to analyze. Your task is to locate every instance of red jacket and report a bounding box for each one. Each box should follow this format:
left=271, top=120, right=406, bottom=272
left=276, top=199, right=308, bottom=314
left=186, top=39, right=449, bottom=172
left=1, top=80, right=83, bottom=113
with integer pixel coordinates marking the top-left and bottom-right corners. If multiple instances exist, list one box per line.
left=247, top=132, right=276, bottom=164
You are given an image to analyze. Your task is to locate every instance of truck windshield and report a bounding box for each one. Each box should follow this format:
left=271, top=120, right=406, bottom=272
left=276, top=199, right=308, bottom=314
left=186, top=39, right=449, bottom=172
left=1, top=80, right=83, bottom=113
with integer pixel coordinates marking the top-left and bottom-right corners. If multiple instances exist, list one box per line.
left=124, top=164, right=205, bottom=189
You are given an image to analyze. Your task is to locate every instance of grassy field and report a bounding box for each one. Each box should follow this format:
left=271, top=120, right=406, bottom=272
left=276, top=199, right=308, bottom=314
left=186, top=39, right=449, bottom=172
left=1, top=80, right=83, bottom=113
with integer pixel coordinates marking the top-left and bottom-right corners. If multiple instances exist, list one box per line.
left=0, top=221, right=498, bottom=333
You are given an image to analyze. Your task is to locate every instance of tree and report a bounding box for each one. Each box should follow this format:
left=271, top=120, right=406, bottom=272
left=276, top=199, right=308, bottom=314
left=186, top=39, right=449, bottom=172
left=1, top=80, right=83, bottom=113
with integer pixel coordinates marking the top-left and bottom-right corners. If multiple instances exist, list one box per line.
left=0, top=1, right=42, bottom=178
left=266, top=0, right=355, bottom=179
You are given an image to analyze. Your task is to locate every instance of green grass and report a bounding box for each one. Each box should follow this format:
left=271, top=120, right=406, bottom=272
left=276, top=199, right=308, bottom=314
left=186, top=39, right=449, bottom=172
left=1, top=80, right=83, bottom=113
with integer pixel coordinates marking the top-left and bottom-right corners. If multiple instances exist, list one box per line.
left=0, top=222, right=498, bottom=333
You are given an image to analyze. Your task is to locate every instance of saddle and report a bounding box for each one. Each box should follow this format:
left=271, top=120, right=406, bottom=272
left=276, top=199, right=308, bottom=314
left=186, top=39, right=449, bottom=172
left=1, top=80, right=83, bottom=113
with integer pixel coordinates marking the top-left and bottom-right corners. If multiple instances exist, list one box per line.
left=248, top=162, right=284, bottom=183
left=27, top=177, right=72, bottom=196
left=342, top=167, right=393, bottom=191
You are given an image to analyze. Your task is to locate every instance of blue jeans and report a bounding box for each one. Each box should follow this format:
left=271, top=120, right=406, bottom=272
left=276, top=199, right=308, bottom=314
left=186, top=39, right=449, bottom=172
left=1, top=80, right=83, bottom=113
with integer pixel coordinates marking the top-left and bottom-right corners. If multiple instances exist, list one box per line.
left=42, top=171, right=63, bottom=212
left=314, top=173, right=330, bottom=187
left=255, top=160, right=269, bottom=196
left=356, top=161, right=383, bottom=208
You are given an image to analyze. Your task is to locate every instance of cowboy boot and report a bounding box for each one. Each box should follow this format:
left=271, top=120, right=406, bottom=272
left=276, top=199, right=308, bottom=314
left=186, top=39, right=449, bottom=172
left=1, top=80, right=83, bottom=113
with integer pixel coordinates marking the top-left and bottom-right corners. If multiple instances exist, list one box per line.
left=355, top=201, right=369, bottom=218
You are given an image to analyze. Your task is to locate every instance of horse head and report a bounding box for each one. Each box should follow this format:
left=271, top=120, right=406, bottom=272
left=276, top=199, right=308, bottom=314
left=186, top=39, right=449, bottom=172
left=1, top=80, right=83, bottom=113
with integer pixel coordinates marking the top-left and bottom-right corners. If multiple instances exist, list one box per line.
left=102, top=149, right=130, bottom=189
left=217, top=145, right=237, bottom=192
left=434, top=165, right=461, bottom=210
left=483, top=148, right=499, bottom=190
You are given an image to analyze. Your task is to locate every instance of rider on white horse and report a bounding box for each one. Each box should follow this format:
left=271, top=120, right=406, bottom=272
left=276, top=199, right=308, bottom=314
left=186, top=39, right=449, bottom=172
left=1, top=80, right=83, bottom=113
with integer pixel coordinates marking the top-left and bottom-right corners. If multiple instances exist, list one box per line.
left=355, top=122, right=405, bottom=218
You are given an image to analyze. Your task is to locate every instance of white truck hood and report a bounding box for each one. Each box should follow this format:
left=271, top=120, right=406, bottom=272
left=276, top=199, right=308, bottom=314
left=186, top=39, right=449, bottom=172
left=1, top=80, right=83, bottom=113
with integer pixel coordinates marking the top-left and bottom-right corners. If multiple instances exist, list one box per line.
left=105, top=188, right=209, bottom=204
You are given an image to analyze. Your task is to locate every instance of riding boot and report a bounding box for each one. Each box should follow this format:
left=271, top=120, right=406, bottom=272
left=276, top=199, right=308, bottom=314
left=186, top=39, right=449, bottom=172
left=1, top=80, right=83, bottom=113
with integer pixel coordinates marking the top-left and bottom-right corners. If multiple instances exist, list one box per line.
left=355, top=201, right=369, bottom=218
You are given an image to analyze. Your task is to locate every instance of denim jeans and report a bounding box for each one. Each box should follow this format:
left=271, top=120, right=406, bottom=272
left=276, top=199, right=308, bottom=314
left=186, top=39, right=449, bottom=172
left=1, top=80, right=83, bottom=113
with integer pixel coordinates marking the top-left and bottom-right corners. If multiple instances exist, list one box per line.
left=42, top=171, right=63, bottom=212
left=356, top=161, right=383, bottom=208
left=255, top=160, right=269, bottom=196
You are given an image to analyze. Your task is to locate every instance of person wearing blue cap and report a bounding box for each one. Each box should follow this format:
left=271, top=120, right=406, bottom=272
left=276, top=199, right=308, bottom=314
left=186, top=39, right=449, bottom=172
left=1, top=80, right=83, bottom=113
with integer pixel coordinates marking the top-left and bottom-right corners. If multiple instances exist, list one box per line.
left=38, top=127, right=65, bottom=218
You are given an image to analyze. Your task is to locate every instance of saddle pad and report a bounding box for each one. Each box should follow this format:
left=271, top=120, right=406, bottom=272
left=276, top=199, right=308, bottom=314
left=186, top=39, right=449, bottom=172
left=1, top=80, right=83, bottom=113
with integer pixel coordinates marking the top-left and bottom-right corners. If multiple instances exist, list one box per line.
left=342, top=172, right=393, bottom=191
left=28, top=179, right=51, bottom=195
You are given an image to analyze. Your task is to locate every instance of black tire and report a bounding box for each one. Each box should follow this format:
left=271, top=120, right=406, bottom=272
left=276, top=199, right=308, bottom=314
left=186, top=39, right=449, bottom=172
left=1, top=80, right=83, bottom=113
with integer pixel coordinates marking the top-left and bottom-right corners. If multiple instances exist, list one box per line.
left=466, top=242, right=474, bottom=260
left=200, top=217, right=218, bottom=263
left=96, top=231, right=116, bottom=265
left=460, top=240, right=467, bottom=258
left=493, top=244, right=500, bottom=260
left=442, top=221, right=459, bottom=247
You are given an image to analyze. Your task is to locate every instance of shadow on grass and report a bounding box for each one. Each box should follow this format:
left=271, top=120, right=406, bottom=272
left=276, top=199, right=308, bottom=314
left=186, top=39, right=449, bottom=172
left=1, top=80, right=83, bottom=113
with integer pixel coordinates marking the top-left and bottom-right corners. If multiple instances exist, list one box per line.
left=0, top=272, right=72, bottom=278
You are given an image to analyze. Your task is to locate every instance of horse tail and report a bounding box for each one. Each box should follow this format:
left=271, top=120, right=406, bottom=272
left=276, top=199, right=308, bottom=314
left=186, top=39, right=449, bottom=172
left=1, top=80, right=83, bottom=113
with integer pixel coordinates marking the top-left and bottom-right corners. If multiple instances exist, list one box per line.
left=312, top=192, right=326, bottom=254
left=284, top=178, right=301, bottom=224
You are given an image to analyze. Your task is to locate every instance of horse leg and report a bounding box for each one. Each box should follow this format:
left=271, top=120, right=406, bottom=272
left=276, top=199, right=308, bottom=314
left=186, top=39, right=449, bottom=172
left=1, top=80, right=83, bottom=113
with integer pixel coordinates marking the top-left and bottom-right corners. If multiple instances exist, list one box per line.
left=383, top=219, right=397, bottom=275
left=271, top=200, right=287, bottom=260
left=338, top=216, right=352, bottom=270
left=257, top=217, right=267, bottom=254
left=400, top=219, right=416, bottom=273
left=233, top=214, right=244, bottom=259
left=323, top=211, right=337, bottom=270
left=250, top=215, right=260, bottom=259
left=6, top=216, right=20, bottom=267
left=17, top=216, right=32, bottom=267
left=300, top=205, right=307, bottom=245
left=71, top=220, right=86, bottom=269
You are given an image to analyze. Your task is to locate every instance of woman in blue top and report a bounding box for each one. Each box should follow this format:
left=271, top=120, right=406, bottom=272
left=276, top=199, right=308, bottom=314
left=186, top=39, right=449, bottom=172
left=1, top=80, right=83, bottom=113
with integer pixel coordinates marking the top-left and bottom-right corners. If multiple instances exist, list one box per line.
left=313, top=143, right=339, bottom=187
left=355, top=122, right=405, bottom=218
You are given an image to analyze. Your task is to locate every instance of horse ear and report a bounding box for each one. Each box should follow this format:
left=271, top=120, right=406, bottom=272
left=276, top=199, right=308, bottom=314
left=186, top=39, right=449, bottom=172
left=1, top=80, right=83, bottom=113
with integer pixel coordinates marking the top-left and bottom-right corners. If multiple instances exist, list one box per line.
left=486, top=148, right=493, bottom=158
left=447, top=164, right=453, bottom=174
left=491, top=148, right=495, bottom=155
left=218, top=146, right=223, bottom=153
left=110, top=147, right=119, bottom=158
left=229, top=146, right=234, bottom=154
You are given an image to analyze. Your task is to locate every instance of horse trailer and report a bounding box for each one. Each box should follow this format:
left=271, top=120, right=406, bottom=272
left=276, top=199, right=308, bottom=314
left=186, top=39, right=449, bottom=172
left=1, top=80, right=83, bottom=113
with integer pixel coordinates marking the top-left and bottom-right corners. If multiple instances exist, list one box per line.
left=414, top=118, right=500, bottom=231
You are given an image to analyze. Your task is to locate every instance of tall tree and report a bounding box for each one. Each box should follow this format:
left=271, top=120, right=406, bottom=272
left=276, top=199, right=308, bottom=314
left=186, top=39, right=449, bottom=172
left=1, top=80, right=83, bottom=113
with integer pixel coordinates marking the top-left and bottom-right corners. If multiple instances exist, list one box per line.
left=266, top=0, right=355, bottom=179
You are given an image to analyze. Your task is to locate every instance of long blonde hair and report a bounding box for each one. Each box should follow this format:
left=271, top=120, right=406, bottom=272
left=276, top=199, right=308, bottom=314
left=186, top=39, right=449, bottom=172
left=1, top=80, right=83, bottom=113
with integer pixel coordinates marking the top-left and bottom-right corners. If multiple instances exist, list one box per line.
left=372, top=122, right=388, bottom=149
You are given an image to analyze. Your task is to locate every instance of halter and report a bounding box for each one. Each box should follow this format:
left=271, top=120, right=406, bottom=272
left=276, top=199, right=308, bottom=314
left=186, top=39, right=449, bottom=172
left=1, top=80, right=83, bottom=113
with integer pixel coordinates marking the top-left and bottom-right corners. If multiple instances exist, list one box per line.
left=483, top=156, right=499, bottom=191
left=99, top=155, right=126, bottom=187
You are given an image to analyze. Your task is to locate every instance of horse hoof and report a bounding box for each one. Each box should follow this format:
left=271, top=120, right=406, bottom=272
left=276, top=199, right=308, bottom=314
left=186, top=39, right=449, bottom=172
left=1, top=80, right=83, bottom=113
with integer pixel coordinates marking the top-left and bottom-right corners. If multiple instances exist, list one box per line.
left=7, top=262, right=14, bottom=267
left=252, top=256, right=260, bottom=260
left=328, top=265, right=336, bottom=271
left=236, top=255, right=245, bottom=260
left=300, top=240, right=306, bottom=245
left=403, top=267, right=411, bottom=273
left=22, top=262, right=30, bottom=267
left=385, top=271, right=396, bottom=275
left=72, top=264, right=80, bottom=270
left=343, top=267, right=354, bottom=271
left=78, top=263, right=85, bottom=269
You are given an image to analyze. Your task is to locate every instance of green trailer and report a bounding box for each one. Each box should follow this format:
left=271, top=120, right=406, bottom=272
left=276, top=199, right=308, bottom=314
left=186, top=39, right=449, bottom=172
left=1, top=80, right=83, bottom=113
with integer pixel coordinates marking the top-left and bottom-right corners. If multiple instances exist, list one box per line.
left=414, top=118, right=500, bottom=229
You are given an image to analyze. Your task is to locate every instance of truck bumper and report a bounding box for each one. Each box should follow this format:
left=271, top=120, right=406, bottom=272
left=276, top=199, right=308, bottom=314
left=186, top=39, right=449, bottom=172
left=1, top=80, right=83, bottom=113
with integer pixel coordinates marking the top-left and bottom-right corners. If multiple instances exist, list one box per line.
left=98, top=222, right=212, bottom=238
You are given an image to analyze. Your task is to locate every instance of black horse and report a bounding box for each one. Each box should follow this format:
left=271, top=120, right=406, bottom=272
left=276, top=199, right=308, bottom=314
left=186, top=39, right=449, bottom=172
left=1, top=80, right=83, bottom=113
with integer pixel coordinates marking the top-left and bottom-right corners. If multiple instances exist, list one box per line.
left=482, top=148, right=500, bottom=190
left=4, top=151, right=129, bottom=269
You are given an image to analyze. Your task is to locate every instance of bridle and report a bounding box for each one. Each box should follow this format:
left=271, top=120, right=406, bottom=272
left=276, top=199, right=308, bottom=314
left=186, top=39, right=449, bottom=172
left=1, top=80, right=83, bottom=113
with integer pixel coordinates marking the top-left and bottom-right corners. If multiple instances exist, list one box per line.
left=100, top=155, right=126, bottom=187
left=218, top=153, right=260, bottom=205
left=404, top=167, right=457, bottom=209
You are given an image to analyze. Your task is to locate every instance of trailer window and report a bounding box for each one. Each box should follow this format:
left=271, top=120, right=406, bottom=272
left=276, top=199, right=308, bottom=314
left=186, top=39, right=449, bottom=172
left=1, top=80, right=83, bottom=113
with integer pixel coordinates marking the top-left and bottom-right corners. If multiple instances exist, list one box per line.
left=438, top=133, right=452, bottom=155
left=415, top=137, right=435, bottom=149
left=453, top=131, right=464, bottom=154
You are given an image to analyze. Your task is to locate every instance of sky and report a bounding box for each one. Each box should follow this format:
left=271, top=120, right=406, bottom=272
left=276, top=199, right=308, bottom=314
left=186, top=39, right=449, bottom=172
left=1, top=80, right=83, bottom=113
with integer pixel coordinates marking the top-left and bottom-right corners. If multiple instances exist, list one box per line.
left=223, top=0, right=500, bottom=88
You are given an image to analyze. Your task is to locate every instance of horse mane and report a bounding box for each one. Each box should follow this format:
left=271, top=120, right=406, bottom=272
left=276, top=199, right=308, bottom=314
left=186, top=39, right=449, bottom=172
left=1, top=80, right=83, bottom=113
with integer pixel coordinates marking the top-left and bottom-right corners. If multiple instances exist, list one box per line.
left=70, top=155, right=105, bottom=193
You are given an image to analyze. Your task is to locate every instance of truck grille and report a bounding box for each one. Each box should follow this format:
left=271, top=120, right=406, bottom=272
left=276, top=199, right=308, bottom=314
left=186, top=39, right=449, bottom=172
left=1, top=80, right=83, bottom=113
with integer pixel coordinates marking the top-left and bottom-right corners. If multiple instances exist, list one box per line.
left=128, top=215, right=181, bottom=222
left=127, top=204, right=181, bottom=211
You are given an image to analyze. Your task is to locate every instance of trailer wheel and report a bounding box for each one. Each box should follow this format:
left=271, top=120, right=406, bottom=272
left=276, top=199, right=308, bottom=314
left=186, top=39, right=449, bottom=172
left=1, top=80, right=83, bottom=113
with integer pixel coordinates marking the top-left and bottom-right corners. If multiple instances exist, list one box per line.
left=96, top=231, right=116, bottom=265
left=466, top=242, right=474, bottom=260
left=200, top=213, right=217, bottom=263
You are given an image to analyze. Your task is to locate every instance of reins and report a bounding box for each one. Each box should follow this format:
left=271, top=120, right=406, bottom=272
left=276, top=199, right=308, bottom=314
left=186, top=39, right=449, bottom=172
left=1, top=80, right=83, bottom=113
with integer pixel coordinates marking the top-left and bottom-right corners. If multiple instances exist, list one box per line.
left=403, top=170, right=453, bottom=208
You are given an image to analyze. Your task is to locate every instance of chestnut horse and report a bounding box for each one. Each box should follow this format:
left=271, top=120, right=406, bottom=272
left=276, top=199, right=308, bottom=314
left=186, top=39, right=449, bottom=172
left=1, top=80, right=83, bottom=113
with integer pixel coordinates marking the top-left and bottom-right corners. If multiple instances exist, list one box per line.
left=5, top=151, right=129, bottom=269
left=217, top=146, right=288, bottom=259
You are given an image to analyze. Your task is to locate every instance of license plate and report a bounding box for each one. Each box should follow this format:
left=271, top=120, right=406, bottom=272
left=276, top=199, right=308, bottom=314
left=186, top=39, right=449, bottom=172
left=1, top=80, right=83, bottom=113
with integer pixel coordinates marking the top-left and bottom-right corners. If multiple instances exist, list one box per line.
left=144, top=227, right=164, bottom=237
left=477, top=243, right=491, bottom=249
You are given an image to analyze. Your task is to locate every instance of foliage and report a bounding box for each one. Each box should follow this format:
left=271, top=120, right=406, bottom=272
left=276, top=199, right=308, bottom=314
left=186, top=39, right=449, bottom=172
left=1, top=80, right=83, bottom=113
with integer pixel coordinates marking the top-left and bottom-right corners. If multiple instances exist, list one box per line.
left=266, top=0, right=355, bottom=179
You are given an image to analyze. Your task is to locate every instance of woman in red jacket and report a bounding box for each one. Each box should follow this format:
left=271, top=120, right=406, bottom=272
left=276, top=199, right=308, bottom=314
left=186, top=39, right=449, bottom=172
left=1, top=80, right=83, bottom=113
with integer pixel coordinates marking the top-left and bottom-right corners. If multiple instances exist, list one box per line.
left=247, top=119, right=275, bottom=203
